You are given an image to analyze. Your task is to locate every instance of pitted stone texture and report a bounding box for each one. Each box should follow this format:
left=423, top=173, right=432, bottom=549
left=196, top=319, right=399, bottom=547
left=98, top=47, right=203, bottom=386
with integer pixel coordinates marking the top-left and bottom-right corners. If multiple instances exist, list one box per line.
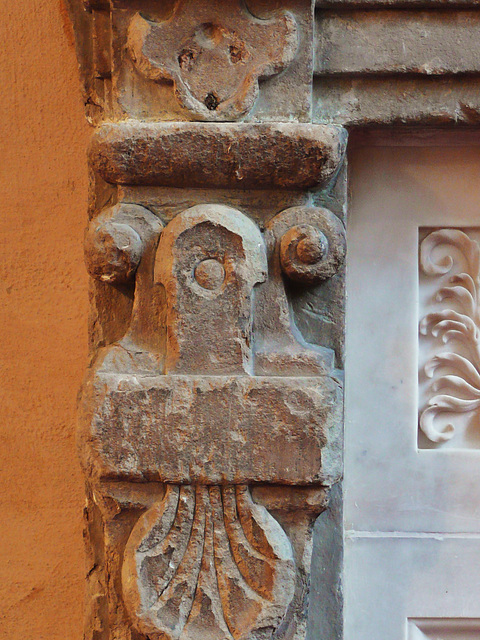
left=245, top=0, right=315, bottom=123
left=315, top=11, right=480, bottom=76
left=122, top=484, right=296, bottom=640
left=194, top=258, right=226, bottom=290
left=155, top=204, right=267, bottom=375
left=89, top=122, right=347, bottom=190
left=127, top=0, right=298, bottom=121
left=79, top=373, right=341, bottom=485
left=84, top=203, right=161, bottom=284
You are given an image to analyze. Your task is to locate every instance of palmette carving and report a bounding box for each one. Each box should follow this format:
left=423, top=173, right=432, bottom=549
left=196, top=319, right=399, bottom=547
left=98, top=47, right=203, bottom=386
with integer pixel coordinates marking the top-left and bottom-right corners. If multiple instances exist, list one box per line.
left=122, top=485, right=295, bottom=640
left=419, top=229, right=480, bottom=443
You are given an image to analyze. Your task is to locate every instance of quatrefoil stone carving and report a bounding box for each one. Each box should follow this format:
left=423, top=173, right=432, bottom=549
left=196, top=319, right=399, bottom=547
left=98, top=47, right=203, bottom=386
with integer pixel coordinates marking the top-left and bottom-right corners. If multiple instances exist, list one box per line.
left=127, top=0, right=299, bottom=120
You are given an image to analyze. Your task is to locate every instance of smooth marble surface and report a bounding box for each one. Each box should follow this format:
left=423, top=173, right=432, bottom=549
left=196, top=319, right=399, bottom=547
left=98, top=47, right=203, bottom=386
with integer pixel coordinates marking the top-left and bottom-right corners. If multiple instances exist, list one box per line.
left=346, top=146, right=480, bottom=533
left=409, top=617, right=480, bottom=640
left=344, top=145, right=480, bottom=640
left=344, top=535, right=480, bottom=640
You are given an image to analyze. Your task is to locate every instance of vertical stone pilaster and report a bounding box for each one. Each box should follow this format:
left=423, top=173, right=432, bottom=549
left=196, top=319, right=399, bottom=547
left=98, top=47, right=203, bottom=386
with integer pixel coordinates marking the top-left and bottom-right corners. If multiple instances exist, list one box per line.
left=66, top=2, right=347, bottom=638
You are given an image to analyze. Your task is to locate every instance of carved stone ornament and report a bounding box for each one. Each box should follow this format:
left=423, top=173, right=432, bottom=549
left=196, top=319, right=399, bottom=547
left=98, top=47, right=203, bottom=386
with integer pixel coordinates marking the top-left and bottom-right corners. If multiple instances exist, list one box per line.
left=80, top=189, right=345, bottom=638
left=127, top=0, right=298, bottom=120
left=66, top=1, right=347, bottom=638
left=419, top=229, right=480, bottom=444
left=122, top=484, right=295, bottom=640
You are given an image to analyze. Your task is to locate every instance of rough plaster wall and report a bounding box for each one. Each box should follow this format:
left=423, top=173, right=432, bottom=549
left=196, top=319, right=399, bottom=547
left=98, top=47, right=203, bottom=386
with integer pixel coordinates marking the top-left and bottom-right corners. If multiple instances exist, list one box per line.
left=0, top=2, right=90, bottom=637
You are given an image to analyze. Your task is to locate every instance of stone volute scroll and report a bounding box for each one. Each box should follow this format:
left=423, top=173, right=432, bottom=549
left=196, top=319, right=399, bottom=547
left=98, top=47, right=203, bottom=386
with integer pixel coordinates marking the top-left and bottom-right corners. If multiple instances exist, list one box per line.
left=66, top=1, right=348, bottom=638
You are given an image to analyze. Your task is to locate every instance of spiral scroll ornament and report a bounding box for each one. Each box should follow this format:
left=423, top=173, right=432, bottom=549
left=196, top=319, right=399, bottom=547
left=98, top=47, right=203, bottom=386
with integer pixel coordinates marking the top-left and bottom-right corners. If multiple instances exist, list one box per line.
left=276, top=207, right=346, bottom=285
left=419, top=229, right=480, bottom=443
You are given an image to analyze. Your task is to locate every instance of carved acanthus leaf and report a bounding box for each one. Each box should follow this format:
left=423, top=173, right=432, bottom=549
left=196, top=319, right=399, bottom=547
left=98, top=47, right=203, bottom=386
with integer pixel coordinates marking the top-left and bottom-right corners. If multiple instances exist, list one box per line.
left=419, top=229, right=480, bottom=443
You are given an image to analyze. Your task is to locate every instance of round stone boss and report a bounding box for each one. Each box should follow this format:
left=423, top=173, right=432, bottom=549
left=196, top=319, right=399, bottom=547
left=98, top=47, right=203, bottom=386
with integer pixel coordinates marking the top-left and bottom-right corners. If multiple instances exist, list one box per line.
left=267, top=205, right=346, bottom=285
left=194, top=258, right=226, bottom=290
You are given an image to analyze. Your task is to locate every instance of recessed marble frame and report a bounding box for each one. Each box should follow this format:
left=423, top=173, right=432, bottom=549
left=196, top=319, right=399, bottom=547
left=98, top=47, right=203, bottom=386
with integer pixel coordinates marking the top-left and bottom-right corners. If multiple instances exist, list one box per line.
left=345, top=146, right=480, bottom=535
left=408, top=618, right=480, bottom=640
left=343, top=138, right=480, bottom=640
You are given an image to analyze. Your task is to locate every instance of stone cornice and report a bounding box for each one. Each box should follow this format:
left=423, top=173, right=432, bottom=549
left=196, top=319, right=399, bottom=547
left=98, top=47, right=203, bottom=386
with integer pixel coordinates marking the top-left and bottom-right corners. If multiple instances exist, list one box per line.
left=313, top=7, right=480, bottom=124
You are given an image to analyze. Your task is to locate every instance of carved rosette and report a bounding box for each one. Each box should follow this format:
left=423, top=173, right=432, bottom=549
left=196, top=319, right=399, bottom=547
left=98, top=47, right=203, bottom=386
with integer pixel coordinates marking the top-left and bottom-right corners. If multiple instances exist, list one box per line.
left=67, top=1, right=347, bottom=638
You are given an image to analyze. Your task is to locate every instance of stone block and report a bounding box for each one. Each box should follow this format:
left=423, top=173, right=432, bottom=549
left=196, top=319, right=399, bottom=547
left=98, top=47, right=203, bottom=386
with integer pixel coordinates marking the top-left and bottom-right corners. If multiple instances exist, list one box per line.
left=80, top=373, right=341, bottom=485
left=89, top=122, right=347, bottom=190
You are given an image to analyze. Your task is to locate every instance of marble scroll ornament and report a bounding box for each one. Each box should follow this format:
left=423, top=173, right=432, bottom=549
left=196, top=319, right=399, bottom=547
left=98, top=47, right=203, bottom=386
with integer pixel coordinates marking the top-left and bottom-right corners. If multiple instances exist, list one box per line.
left=78, top=121, right=347, bottom=640
left=420, top=229, right=480, bottom=444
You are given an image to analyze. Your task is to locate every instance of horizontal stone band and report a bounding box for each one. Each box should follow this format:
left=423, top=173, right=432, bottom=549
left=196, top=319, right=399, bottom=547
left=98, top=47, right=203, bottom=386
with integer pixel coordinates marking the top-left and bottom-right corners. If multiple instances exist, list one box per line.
left=80, top=373, right=342, bottom=485
left=89, top=122, right=347, bottom=190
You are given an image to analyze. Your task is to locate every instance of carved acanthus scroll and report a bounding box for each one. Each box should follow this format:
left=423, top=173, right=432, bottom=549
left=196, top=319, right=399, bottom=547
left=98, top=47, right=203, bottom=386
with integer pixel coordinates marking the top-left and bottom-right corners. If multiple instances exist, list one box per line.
left=419, top=229, right=480, bottom=444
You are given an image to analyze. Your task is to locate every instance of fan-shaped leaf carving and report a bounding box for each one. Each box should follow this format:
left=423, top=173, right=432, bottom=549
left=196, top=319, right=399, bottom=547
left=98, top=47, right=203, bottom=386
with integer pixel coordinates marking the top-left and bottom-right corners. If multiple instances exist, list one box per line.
left=122, top=484, right=295, bottom=640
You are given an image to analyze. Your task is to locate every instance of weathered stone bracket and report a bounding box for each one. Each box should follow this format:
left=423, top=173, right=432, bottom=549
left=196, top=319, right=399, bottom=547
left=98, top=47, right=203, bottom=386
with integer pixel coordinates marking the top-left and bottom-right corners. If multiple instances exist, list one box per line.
left=67, top=2, right=347, bottom=639
left=77, top=120, right=345, bottom=638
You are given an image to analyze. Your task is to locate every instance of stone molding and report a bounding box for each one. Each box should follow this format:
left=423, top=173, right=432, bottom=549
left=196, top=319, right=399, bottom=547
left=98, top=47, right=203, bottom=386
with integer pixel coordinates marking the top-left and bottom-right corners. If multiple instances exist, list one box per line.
left=89, top=122, right=346, bottom=189
left=313, top=9, right=480, bottom=124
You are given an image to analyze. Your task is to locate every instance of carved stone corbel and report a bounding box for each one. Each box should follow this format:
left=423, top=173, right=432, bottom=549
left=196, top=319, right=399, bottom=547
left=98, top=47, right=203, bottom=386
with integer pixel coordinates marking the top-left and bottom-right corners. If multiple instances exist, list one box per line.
left=66, top=1, right=347, bottom=638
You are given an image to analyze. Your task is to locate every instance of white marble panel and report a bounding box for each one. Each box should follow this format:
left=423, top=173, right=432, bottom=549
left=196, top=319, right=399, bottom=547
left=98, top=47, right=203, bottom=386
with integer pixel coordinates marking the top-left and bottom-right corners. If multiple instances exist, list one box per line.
left=346, top=146, right=480, bottom=533
left=344, top=535, right=480, bottom=640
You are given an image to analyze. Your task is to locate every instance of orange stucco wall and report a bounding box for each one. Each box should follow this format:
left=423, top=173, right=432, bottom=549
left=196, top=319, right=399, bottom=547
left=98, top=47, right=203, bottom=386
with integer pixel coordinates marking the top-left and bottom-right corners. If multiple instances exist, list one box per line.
left=0, top=2, right=90, bottom=637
